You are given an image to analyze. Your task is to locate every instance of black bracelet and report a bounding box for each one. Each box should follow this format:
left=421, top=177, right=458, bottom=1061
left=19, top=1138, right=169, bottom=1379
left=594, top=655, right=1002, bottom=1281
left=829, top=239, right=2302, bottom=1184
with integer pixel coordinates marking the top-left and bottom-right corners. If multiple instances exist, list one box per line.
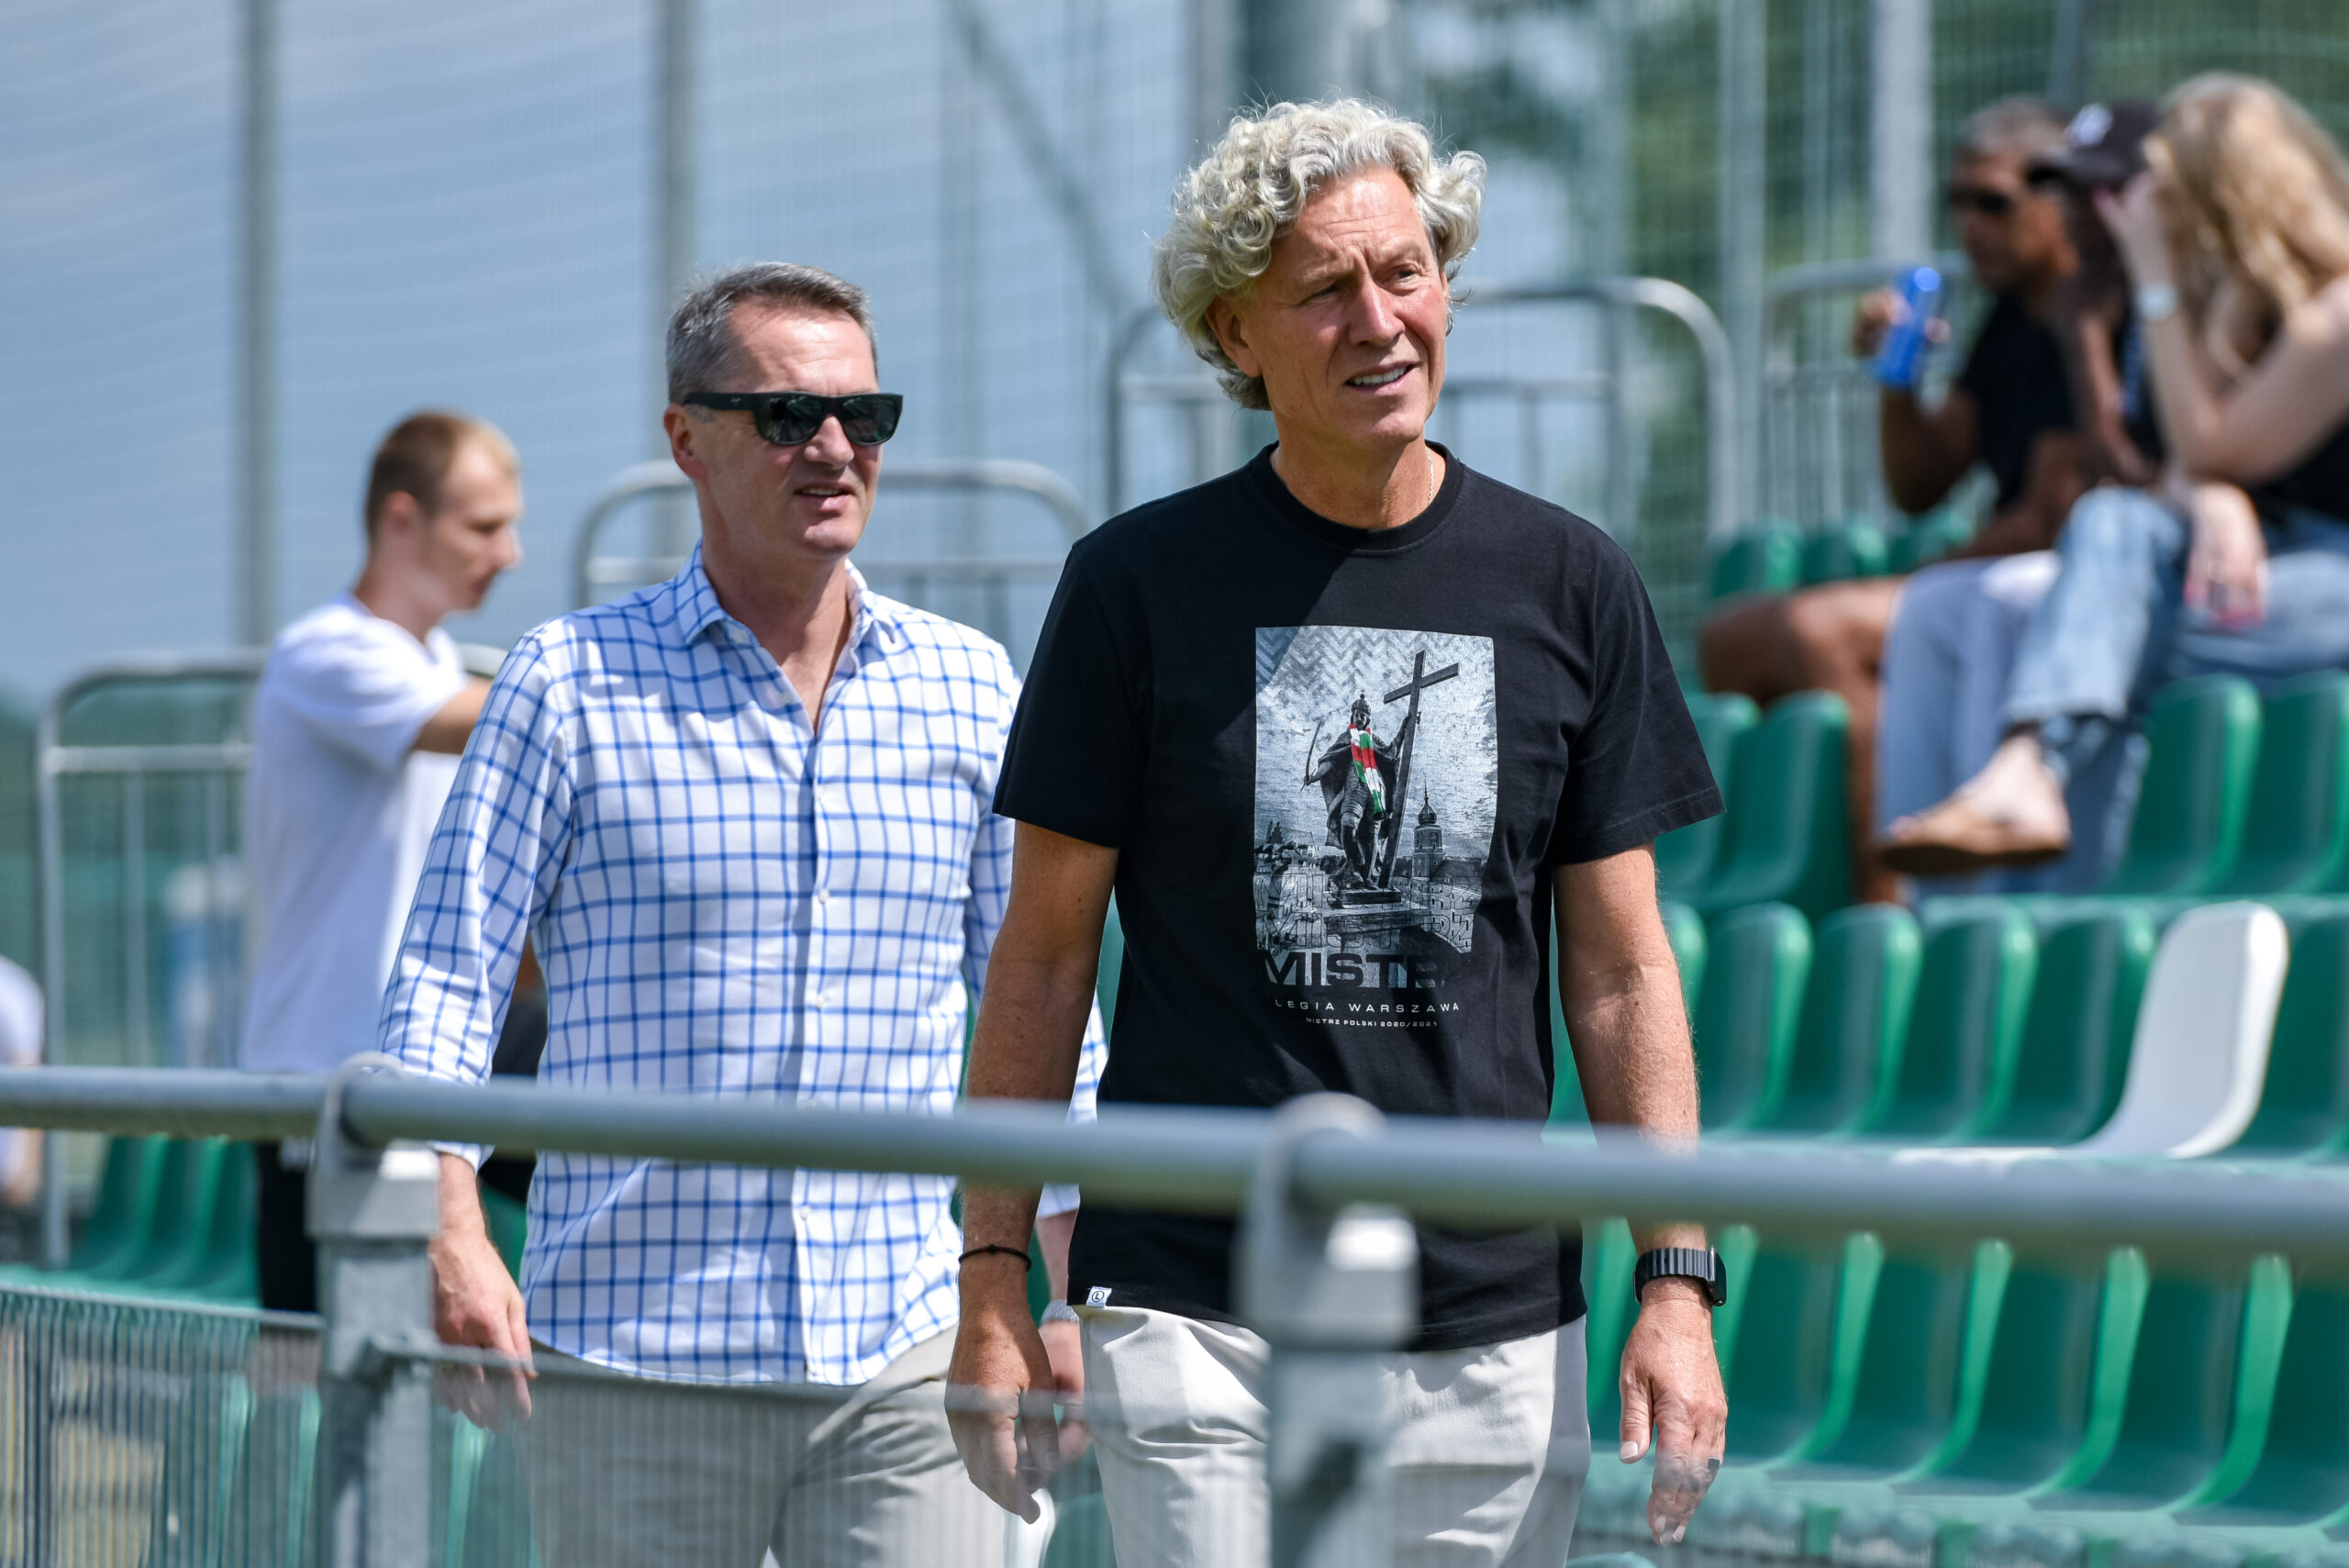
left=960, top=1244, right=1033, bottom=1270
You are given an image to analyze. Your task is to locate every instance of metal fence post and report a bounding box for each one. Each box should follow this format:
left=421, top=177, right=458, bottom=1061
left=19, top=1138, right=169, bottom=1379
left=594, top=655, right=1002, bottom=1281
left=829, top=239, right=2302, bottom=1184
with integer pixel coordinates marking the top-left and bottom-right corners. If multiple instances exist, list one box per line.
left=309, top=1058, right=440, bottom=1568
left=1237, top=1095, right=1419, bottom=1568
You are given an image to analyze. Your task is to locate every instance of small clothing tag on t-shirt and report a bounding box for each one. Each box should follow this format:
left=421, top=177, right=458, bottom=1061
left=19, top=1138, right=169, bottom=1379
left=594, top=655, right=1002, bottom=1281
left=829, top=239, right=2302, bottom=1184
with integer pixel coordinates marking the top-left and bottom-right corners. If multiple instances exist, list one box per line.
left=1085, top=1286, right=1112, bottom=1307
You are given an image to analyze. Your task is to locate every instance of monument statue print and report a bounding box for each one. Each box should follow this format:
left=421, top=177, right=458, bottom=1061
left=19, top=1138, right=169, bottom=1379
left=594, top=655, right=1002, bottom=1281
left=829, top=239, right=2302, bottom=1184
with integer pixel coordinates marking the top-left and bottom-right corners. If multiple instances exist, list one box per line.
left=1254, top=626, right=1497, bottom=971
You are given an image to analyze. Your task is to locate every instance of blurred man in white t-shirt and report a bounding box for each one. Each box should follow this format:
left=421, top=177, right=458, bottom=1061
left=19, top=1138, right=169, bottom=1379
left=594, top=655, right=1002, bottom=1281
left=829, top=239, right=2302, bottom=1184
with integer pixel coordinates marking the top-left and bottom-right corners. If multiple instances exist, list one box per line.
left=0, top=955, right=43, bottom=1261
left=241, top=409, right=523, bottom=1310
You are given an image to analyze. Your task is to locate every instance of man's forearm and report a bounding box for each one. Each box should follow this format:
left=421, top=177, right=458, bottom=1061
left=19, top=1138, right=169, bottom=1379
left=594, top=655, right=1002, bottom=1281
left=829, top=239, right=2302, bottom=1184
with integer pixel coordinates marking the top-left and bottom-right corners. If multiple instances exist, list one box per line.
left=1563, top=917, right=1705, bottom=1253
left=1878, top=392, right=1970, bottom=515
left=436, top=1151, right=488, bottom=1242
left=960, top=950, right=1097, bottom=1256
left=1037, top=1209, right=1075, bottom=1299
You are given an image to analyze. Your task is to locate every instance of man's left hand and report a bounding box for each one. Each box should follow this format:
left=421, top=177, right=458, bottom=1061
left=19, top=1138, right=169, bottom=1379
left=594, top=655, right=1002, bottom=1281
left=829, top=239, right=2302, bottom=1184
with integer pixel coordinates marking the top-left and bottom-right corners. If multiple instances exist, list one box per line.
left=1617, top=1280, right=1728, bottom=1545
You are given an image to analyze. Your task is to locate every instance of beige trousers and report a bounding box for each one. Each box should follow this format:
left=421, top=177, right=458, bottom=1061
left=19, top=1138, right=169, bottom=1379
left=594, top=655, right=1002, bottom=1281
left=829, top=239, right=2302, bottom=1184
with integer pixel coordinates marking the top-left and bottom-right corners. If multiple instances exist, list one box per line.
left=520, top=1329, right=1008, bottom=1568
left=1078, top=1305, right=1589, bottom=1568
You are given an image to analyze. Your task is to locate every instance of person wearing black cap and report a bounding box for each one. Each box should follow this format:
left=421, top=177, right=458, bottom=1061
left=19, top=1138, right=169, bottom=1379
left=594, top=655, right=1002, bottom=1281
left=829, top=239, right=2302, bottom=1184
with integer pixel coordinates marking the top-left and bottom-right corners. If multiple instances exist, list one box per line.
left=1871, top=99, right=2172, bottom=893
left=1881, top=76, right=2349, bottom=878
left=1699, top=95, right=2087, bottom=903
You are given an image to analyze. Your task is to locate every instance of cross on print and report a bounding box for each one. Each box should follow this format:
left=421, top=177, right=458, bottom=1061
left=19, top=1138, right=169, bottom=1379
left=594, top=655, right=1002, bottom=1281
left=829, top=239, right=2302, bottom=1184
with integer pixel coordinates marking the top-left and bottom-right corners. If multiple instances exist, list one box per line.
left=1375, top=649, right=1460, bottom=886
left=1384, top=651, right=1461, bottom=709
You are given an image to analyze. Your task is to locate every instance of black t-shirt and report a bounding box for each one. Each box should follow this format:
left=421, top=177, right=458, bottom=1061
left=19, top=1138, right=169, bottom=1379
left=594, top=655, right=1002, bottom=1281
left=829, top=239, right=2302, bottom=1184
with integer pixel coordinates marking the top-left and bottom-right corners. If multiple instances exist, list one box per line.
left=996, top=446, right=1722, bottom=1351
left=1955, top=294, right=2076, bottom=511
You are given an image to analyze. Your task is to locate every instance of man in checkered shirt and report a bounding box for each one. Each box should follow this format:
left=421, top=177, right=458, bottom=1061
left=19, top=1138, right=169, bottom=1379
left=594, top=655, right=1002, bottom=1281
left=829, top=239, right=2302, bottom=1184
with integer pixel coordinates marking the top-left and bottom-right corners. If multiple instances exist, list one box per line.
left=379, top=262, right=1102, bottom=1568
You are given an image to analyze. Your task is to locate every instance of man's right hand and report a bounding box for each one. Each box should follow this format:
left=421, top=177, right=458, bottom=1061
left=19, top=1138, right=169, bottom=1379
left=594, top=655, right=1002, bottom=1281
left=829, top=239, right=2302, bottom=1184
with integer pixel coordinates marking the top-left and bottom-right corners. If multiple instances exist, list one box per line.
left=947, top=1261, right=1062, bottom=1522
left=429, top=1153, right=534, bottom=1428
left=1851, top=288, right=1899, bottom=359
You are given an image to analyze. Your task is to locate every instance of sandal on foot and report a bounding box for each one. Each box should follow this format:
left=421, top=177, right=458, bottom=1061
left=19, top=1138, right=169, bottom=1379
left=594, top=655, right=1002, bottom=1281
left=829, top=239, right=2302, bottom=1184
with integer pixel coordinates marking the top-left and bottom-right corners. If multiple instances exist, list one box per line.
left=1876, top=797, right=2068, bottom=879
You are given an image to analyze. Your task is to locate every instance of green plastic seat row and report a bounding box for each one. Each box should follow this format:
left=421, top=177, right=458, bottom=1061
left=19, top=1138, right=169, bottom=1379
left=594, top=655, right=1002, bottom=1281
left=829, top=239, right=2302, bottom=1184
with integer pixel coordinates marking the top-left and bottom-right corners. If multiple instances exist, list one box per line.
left=1583, top=1224, right=2339, bottom=1567
left=1664, top=692, right=1853, bottom=921
left=1707, top=511, right=1972, bottom=601
left=0, top=1135, right=260, bottom=1306
left=1686, top=899, right=2155, bottom=1148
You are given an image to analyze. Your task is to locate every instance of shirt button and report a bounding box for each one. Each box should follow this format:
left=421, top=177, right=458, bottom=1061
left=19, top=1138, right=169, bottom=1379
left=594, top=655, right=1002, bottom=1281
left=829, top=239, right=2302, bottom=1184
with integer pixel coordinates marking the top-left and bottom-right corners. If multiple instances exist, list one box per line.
left=814, top=890, right=830, bottom=906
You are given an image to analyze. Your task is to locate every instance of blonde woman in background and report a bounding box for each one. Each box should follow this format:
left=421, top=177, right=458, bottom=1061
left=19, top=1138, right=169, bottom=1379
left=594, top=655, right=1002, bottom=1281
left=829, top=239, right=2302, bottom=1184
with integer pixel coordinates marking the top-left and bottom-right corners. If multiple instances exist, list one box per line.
left=1881, top=74, right=2349, bottom=876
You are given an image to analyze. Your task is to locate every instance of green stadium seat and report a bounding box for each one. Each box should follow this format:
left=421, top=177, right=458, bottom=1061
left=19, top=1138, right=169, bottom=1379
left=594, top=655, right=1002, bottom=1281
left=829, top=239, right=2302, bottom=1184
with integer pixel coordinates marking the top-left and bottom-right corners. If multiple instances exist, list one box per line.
left=1975, top=909, right=2156, bottom=1146
left=1907, top=1246, right=2145, bottom=1496
left=184, top=1145, right=259, bottom=1303
left=1656, top=693, right=1758, bottom=899
left=446, top=1417, right=490, bottom=1567
left=1097, top=896, right=1124, bottom=1035
left=2230, top=911, right=2349, bottom=1156
left=1801, top=518, right=1892, bottom=586
left=148, top=1368, right=254, bottom=1567
left=2098, top=677, right=2263, bottom=899
left=2031, top=1254, right=2292, bottom=1511
left=1709, top=524, right=1804, bottom=602
left=1758, top=904, right=1920, bottom=1136
left=1692, top=903, right=1811, bottom=1131
left=71, top=1134, right=169, bottom=1277
left=1888, top=510, right=1977, bottom=574
left=107, top=1139, right=226, bottom=1288
left=136, top=1139, right=254, bottom=1303
left=1847, top=906, right=2035, bottom=1142
left=482, top=1185, right=529, bottom=1279
left=1718, top=1227, right=1877, bottom=1466
left=239, top=1385, right=319, bottom=1568
left=2210, top=672, right=2349, bottom=896
left=1664, top=896, right=1707, bottom=1017
left=1691, top=693, right=1853, bottom=920
left=2178, top=1272, right=2349, bottom=1529
left=1042, top=1493, right=1118, bottom=1568
left=1776, top=1238, right=2003, bottom=1482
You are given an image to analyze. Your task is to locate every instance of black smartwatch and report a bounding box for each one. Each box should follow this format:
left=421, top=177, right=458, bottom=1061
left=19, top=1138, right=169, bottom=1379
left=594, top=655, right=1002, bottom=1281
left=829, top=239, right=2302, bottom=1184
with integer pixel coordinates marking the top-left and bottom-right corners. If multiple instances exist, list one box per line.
left=1634, top=1246, right=1727, bottom=1307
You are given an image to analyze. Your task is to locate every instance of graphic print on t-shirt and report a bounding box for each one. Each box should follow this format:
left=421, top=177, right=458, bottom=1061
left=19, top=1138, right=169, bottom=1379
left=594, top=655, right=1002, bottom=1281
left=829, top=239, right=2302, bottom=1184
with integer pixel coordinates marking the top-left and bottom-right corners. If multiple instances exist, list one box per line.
left=1253, top=626, right=1497, bottom=998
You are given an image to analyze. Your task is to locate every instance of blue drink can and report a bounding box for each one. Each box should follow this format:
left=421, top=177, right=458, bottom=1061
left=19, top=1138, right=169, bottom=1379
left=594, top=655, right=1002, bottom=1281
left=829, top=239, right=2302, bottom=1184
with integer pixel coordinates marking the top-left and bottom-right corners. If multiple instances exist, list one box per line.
left=1871, top=265, right=1944, bottom=391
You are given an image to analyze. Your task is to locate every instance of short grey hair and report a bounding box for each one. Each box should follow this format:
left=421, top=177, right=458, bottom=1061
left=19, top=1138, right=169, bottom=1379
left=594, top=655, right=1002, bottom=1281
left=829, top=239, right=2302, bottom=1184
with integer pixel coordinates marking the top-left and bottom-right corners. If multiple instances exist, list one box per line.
left=665, top=262, right=876, bottom=403
left=1152, top=99, right=1486, bottom=410
left=1955, top=95, right=2068, bottom=163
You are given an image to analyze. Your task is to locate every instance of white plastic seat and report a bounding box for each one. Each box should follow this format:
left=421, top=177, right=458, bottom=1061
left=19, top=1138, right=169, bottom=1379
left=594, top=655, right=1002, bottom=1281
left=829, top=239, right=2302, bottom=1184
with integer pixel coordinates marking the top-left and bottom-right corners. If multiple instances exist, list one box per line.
left=1897, top=902, right=2289, bottom=1167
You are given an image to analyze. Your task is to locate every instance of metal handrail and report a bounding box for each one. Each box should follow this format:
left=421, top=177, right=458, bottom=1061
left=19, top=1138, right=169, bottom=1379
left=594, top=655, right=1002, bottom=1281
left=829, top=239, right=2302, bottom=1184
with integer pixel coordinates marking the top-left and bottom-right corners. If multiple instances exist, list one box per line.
left=10, top=1066, right=2349, bottom=1263
left=1104, top=277, right=1740, bottom=543
left=569, top=457, right=1092, bottom=610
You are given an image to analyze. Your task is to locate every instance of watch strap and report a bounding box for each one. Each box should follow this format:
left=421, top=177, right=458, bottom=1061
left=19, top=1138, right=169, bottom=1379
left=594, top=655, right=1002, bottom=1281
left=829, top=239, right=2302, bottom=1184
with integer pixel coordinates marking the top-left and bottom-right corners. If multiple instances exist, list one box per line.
left=1634, top=1246, right=1726, bottom=1307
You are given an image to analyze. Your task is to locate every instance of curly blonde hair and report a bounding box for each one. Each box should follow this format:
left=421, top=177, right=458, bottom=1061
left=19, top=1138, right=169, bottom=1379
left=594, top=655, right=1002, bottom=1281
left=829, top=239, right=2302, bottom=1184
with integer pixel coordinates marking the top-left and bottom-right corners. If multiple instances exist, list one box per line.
left=2150, top=74, right=2349, bottom=347
left=1152, top=99, right=1486, bottom=410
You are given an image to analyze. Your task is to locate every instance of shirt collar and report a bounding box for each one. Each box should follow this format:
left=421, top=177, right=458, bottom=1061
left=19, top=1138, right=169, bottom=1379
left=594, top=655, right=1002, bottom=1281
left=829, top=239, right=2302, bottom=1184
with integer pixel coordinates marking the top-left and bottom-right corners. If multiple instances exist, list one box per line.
left=667, top=544, right=908, bottom=657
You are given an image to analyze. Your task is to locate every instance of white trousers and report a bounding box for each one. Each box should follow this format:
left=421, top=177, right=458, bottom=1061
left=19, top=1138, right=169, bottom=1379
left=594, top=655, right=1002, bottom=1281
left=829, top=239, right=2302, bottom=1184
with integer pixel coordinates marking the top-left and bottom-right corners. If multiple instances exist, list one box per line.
left=521, top=1329, right=1008, bottom=1568
left=1079, top=1305, right=1589, bottom=1568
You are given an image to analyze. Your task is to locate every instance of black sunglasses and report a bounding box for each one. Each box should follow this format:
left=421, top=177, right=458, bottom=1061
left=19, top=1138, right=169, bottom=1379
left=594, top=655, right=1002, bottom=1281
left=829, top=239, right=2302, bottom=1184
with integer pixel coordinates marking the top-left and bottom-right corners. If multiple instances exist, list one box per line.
left=681, top=391, right=904, bottom=447
left=1947, top=185, right=2019, bottom=217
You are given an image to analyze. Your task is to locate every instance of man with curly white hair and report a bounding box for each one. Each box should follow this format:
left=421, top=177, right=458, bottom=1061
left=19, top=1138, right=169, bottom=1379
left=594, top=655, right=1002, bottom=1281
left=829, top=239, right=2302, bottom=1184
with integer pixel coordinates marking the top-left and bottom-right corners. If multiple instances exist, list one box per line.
left=951, top=100, right=1729, bottom=1564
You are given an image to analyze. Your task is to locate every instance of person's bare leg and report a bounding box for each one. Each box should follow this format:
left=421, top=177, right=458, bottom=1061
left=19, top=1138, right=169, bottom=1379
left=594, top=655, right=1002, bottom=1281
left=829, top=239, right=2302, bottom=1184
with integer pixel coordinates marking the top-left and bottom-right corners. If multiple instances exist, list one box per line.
left=1778, top=580, right=1905, bottom=903
left=1878, top=727, right=2070, bottom=876
left=1697, top=595, right=1809, bottom=708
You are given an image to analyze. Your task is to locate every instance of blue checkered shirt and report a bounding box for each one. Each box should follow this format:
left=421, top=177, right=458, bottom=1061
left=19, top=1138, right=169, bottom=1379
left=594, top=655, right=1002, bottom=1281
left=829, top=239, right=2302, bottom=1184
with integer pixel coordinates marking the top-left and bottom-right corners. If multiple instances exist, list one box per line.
left=379, top=547, right=1104, bottom=1385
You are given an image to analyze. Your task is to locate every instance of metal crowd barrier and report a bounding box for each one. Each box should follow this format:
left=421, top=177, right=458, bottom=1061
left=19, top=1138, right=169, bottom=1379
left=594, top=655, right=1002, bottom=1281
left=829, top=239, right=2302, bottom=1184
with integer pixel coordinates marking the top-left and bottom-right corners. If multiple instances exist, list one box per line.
left=1757, top=252, right=1977, bottom=529
left=9, top=1062, right=2349, bottom=1567
left=33, top=654, right=267, bottom=1273
left=1103, top=277, right=1739, bottom=547
left=568, top=458, right=1092, bottom=644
